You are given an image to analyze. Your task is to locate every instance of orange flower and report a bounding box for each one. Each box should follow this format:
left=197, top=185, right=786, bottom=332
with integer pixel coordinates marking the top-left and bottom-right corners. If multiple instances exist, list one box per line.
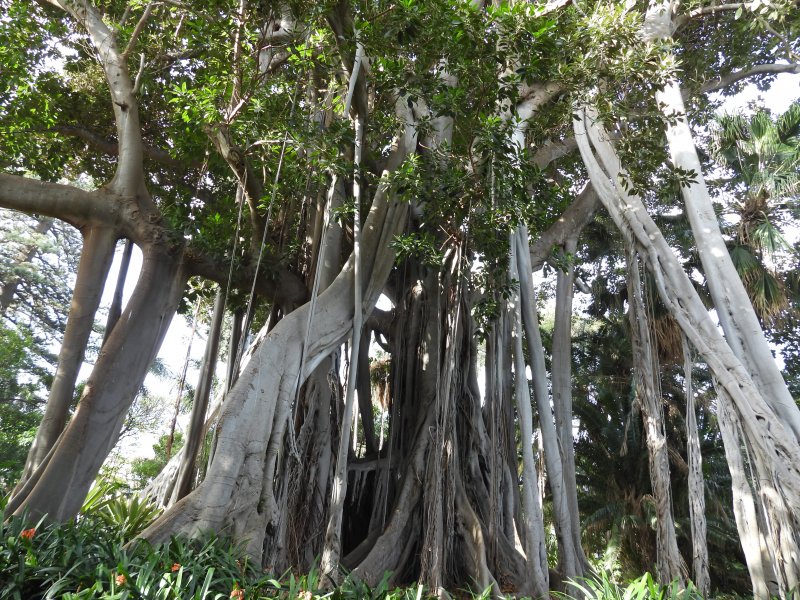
left=171, top=563, right=181, bottom=572
left=230, top=586, right=244, bottom=599
left=115, top=574, right=126, bottom=586
left=19, top=528, right=35, bottom=541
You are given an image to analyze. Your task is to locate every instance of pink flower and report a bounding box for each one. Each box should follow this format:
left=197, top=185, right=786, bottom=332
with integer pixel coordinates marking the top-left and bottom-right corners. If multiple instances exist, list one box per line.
left=19, top=528, right=35, bottom=541
left=115, top=573, right=126, bottom=586
left=299, top=591, right=313, bottom=600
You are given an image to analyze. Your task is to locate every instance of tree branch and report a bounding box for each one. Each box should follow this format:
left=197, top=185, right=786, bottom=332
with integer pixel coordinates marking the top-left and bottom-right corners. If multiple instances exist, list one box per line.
left=207, top=125, right=267, bottom=255
left=529, top=183, right=600, bottom=271
left=51, top=125, right=201, bottom=170
left=697, top=63, right=800, bottom=95
left=0, top=174, right=111, bottom=229
left=532, top=137, right=578, bottom=168
left=185, top=249, right=307, bottom=307
left=327, top=0, right=370, bottom=120
left=122, top=1, right=156, bottom=59
left=57, top=0, right=147, bottom=195
left=674, top=3, right=746, bottom=29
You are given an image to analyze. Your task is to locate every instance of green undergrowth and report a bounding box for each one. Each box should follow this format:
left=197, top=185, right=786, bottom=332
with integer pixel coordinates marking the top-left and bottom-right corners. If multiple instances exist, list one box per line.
left=0, top=511, right=718, bottom=600
left=1, top=489, right=719, bottom=600
left=0, top=511, right=406, bottom=600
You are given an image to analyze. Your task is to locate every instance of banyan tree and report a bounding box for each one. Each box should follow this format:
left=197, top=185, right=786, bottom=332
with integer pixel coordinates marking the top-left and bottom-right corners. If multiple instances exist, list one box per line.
left=1, top=0, right=798, bottom=596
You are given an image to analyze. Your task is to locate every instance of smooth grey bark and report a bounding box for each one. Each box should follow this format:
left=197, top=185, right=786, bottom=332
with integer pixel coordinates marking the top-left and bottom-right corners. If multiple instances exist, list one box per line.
left=172, top=286, right=226, bottom=502
left=103, top=238, right=133, bottom=345
left=509, top=237, right=550, bottom=598
left=682, top=337, right=709, bottom=596
left=575, top=107, right=800, bottom=597
left=320, top=38, right=367, bottom=577
left=514, top=226, right=583, bottom=581
left=643, top=0, right=800, bottom=444
left=260, top=81, right=348, bottom=575
left=625, top=244, right=686, bottom=586
left=0, top=216, right=54, bottom=316
left=225, top=309, right=244, bottom=391
left=321, top=110, right=367, bottom=583
left=0, top=175, right=107, bottom=230
left=505, top=80, right=586, bottom=583
left=716, top=391, right=774, bottom=600
left=13, top=244, right=188, bottom=521
left=528, top=184, right=599, bottom=272
left=17, top=225, right=118, bottom=485
left=550, top=235, right=585, bottom=569
left=58, top=1, right=148, bottom=198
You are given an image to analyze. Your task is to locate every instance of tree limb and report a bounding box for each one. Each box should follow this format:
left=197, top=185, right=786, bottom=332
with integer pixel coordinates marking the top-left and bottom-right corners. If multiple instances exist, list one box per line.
left=0, top=174, right=111, bottom=229
left=57, top=0, right=147, bottom=195
left=122, top=1, right=156, bottom=59
left=51, top=125, right=201, bottom=170
left=698, top=63, right=800, bottom=95
left=185, top=249, right=307, bottom=306
left=529, top=183, right=600, bottom=271
left=532, top=137, right=578, bottom=168
left=327, top=0, right=370, bottom=120
left=207, top=125, right=267, bottom=254
left=674, top=3, right=747, bottom=29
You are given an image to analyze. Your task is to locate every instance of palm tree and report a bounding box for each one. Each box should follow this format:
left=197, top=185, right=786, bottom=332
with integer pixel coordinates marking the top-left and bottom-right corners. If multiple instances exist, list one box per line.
left=710, top=101, right=800, bottom=324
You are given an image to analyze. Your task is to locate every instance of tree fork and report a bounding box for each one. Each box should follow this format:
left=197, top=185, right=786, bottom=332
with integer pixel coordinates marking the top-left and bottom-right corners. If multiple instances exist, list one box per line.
left=16, top=225, right=118, bottom=488
left=14, top=243, right=189, bottom=521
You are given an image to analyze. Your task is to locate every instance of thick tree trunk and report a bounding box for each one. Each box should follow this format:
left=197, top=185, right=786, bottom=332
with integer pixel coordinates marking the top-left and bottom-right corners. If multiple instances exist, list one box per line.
left=625, top=244, right=686, bottom=586
left=16, top=225, right=118, bottom=487
left=261, top=111, right=348, bottom=575
left=683, top=337, right=710, bottom=596
left=575, top=108, right=800, bottom=597
left=643, top=0, right=800, bottom=444
left=11, top=243, right=188, bottom=521
left=420, top=258, right=458, bottom=593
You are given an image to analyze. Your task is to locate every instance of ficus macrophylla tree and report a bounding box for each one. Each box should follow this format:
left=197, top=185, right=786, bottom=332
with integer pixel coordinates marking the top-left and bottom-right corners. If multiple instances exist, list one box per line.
left=1, top=0, right=798, bottom=596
